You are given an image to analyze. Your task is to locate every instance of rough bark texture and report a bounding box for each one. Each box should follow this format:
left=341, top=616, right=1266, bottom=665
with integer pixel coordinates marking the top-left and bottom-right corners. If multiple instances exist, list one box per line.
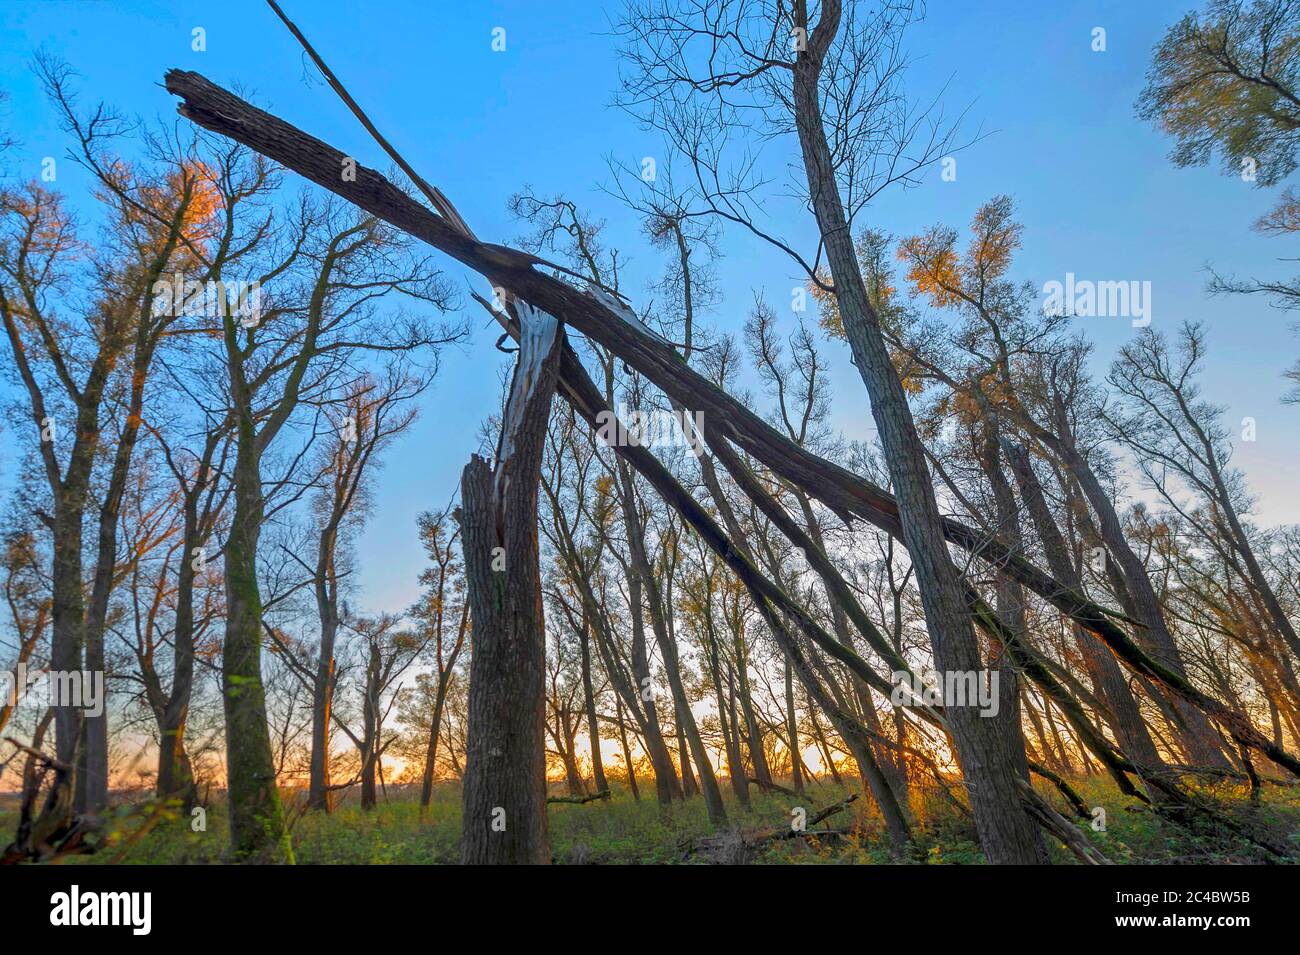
left=578, top=605, right=609, bottom=793
left=222, top=422, right=292, bottom=863
left=1003, top=442, right=1166, bottom=778
left=1047, top=428, right=1232, bottom=770
left=789, top=8, right=1046, bottom=862
left=459, top=302, right=562, bottom=865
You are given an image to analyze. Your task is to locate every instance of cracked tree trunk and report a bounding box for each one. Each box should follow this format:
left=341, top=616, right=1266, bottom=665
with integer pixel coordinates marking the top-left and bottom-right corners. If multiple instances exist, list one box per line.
left=459, top=303, right=563, bottom=865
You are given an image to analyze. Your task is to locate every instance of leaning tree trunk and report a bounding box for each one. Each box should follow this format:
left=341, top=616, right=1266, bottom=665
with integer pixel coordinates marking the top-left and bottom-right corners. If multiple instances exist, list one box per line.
left=976, top=420, right=1037, bottom=793
left=1003, top=441, right=1167, bottom=781
left=578, top=605, right=609, bottom=793
left=791, top=25, right=1046, bottom=862
left=626, top=572, right=682, bottom=806
left=460, top=302, right=563, bottom=865
left=419, top=671, right=454, bottom=808
left=616, top=463, right=726, bottom=824
left=1050, top=429, right=1232, bottom=770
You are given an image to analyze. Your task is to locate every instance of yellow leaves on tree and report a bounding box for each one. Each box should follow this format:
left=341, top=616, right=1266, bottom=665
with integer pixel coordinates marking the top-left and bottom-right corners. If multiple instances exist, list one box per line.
left=898, top=227, right=963, bottom=308
left=809, top=230, right=922, bottom=392
left=898, top=196, right=1021, bottom=308
left=592, top=472, right=618, bottom=532
left=809, top=269, right=842, bottom=339
left=968, top=195, right=1020, bottom=282
left=812, top=230, right=899, bottom=341
left=930, top=371, right=1019, bottom=429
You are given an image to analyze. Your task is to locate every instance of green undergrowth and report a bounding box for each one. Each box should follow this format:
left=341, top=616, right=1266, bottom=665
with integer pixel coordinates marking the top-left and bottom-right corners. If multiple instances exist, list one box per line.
left=3, top=773, right=1297, bottom=864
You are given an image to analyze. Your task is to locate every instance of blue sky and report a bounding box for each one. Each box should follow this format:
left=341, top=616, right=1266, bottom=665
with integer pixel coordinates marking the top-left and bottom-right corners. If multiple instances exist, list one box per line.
left=2, top=0, right=1297, bottom=617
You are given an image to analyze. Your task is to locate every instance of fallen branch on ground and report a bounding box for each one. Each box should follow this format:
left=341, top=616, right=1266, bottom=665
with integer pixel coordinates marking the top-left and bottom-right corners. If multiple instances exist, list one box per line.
left=548, top=789, right=611, bottom=805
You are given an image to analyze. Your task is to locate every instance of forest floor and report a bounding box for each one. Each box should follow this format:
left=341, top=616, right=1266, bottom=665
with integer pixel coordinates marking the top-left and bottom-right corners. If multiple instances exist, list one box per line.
left=3, top=774, right=1298, bottom=864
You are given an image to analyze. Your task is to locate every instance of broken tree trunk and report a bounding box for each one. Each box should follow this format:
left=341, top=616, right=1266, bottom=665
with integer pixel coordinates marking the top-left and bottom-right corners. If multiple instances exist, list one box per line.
left=459, top=301, right=563, bottom=865
left=159, top=69, right=1300, bottom=782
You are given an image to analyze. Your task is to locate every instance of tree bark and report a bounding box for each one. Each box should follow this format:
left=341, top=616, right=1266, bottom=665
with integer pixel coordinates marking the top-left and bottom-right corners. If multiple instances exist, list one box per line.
left=578, top=604, right=609, bottom=793
left=459, top=302, right=562, bottom=864
left=1047, top=427, right=1232, bottom=770
left=789, top=9, right=1046, bottom=862
left=1004, top=441, right=1167, bottom=778
left=784, top=659, right=805, bottom=794
left=307, top=523, right=341, bottom=812
left=222, top=419, right=293, bottom=862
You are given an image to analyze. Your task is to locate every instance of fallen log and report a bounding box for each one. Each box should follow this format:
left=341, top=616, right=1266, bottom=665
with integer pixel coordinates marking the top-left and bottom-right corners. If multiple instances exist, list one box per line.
left=1017, top=779, right=1112, bottom=866
left=547, top=789, right=611, bottom=805
left=682, top=793, right=860, bottom=861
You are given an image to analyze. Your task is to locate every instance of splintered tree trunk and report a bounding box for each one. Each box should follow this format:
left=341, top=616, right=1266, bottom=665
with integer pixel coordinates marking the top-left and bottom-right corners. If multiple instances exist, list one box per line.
left=162, top=69, right=1300, bottom=784
left=460, top=303, right=563, bottom=865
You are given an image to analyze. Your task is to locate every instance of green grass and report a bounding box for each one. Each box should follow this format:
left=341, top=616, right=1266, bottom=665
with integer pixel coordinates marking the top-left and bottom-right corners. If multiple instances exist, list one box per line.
left=4, top=774, right=1298, bottom=864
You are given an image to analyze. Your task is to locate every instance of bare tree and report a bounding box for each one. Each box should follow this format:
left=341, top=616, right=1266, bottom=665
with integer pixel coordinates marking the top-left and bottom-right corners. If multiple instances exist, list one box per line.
left=304, top=363, right=429, bottom=811
left=410, top=504, right=469, bottom=809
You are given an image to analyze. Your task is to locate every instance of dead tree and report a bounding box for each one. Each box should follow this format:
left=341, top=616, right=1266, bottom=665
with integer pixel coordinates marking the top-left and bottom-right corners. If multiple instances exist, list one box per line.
left=307, top=367, right=425, bottom=811
left=459, top=301, right=564, bottom=864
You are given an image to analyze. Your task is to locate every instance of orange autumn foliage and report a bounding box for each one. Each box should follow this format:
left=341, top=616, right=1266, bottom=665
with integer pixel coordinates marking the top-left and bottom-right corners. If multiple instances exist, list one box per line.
left=898, top=228, right=964, bottom=308
left=99, top=159, right=224, bottom=252
left=898, top=195, right=1021, bottom=305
